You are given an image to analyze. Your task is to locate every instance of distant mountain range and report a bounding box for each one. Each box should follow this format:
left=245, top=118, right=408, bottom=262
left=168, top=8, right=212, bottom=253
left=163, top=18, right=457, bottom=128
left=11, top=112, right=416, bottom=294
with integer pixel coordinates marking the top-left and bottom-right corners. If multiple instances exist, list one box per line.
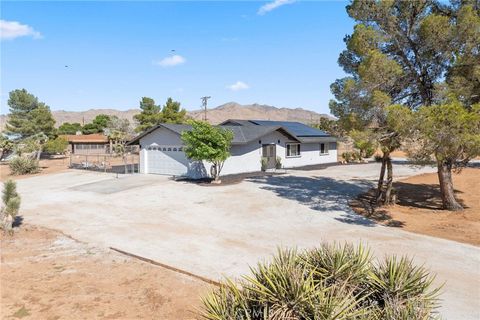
left=0, top=102, right=333, bottom=130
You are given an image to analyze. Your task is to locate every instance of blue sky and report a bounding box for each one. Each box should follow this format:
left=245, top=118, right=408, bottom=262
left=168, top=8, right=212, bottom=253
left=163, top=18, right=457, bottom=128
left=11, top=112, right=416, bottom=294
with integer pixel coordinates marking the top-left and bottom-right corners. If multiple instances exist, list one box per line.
left=1, top=1, right=353, bottom=115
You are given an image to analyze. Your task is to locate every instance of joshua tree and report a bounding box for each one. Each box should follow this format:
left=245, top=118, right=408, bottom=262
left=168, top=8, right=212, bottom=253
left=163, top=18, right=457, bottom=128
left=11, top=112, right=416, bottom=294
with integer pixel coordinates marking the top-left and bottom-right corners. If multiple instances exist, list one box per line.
left=1, top=180, right=21, bottom=235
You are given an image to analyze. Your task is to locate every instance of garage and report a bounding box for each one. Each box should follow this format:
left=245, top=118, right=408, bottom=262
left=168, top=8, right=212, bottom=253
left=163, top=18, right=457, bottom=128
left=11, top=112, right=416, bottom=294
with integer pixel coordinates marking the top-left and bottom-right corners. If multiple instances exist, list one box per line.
left=145, top=144, right=189, bottom=176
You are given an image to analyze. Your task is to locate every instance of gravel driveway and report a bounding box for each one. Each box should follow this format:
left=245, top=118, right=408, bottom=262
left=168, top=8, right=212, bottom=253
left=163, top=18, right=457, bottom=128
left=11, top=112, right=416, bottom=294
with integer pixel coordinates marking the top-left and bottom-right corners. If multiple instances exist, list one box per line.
left=15, top=163, right=480, bottom=319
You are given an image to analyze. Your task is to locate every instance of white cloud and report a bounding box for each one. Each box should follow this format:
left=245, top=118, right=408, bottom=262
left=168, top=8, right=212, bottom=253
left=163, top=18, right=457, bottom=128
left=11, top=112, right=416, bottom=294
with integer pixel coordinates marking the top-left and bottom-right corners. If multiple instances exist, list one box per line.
left=257, top=0, right=296, bottom=15
left=154, top=54, right=186, bottom=67
left=0, top=20, right=42, bottom=40
left=227, top=81, right=250, bottom=91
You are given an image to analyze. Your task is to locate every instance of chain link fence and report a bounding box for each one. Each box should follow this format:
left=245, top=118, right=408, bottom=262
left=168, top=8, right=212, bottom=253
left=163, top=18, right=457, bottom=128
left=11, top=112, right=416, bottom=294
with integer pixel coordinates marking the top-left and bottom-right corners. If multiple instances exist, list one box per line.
left=69, top=153, right=139, bottom=174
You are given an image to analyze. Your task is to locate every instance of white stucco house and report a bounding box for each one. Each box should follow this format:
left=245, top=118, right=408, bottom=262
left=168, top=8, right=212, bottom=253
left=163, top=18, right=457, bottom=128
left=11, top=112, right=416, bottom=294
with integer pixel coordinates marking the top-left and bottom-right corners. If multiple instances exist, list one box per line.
left=128, top=119, right=337, bottom=179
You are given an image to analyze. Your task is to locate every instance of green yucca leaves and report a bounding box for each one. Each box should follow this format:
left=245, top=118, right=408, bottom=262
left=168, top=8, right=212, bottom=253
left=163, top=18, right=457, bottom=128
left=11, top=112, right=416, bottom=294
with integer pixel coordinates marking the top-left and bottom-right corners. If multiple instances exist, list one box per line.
left=200, top=244, right=442, bottom=320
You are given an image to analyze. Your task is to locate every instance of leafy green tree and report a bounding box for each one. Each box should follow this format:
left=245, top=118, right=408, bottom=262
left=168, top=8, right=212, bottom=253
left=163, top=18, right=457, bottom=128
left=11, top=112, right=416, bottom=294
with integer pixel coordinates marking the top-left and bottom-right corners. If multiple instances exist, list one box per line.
left=43, top=136, right=68, bottom=154
left=159, top=97, right=187, bottom=124
left=443, top=3, right=480, bottom=107
left=81, top=114, right=111, bottom=134
left=57, top=122, right=83, bottom=135
left=92, top=114, right=111, bottom=130
left=311, top=118, right=347, bottom=138
left=1, top=180, right=21, bottom=235
left=134, top=97, right=161, bottom=132
left=387, top=102, right=480, bottom=211
left=5, top=89, right=55, bottom=139
left=329, top=0, right=479, bottom=204
left=181, top=121, right=233, bottom=182
left=81, top=123, right=99, bottom=135
left=350, top=129, right=376, bottom=159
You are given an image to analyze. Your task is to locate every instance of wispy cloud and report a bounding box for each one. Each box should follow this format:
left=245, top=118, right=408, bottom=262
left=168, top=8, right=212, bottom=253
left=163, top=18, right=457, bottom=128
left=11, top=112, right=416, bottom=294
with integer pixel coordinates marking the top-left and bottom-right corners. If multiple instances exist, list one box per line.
left=257, top=0, right=296, bottom=15
left=0, top=20, right=42, bottom=40
left=227, top=81, right=250, bottom=91
left=154, top=54, right=186, bottom=67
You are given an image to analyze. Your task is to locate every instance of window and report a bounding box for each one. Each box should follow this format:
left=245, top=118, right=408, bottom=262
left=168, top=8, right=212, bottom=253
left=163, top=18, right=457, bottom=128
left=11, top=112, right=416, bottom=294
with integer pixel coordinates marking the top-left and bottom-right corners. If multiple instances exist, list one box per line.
left=286, top=143, right=300, bottom=157
left=320, top=143, right=329, bottom=155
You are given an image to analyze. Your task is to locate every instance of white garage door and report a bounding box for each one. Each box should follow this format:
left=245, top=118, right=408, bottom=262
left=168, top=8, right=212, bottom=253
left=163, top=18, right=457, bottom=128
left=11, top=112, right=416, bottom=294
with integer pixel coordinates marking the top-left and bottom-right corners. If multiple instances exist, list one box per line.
left=146, top=145, right=189, bottom=176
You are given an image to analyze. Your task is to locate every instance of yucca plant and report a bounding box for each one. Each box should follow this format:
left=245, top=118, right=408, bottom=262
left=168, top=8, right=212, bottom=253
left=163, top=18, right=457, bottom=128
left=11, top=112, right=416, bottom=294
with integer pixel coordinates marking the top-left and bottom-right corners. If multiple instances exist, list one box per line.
left=367, top=256, right=442, bottom=319
left=301, top=243, right=371, bottom=288
left=200, top=244, right=442, bottom=320
left=244, top=248, right=318, bottom=319
left=1, top=180, right=21, bottom=235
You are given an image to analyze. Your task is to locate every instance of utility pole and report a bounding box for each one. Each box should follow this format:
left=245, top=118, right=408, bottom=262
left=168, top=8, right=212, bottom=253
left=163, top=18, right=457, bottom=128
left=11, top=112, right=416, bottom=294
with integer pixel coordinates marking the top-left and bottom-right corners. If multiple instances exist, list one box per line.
left=201, top=96, right=211, bottom=122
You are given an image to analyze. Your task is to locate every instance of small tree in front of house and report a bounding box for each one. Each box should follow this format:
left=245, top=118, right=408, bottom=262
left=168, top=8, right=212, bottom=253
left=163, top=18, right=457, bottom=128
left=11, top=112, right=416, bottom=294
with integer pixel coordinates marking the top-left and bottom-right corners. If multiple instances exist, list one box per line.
left=106, top=116, right=133, bottom=173
left=1, top=180, right=21, bottom=235
left=181, top=121, right=233, bottom=182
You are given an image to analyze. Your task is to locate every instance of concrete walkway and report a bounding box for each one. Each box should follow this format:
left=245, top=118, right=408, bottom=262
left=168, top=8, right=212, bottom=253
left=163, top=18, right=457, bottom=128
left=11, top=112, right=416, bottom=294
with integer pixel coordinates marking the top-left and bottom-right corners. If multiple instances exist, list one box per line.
left=14, top=163, right=480, bottom=319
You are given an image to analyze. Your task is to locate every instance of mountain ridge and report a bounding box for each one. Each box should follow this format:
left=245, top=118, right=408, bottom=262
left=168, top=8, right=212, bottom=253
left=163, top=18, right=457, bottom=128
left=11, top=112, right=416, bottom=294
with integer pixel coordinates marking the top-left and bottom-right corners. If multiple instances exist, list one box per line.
left=0, top=102, right=333, bottom=130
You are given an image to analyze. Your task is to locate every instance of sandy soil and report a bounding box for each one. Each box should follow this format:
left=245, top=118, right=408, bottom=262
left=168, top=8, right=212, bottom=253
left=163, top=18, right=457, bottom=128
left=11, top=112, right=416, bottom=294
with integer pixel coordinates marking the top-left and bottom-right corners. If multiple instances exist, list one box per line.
left=0, top=225, right=209, bottom=319
left=351, top=167, right=480, bottom=246
left=0, top=158, right=70, bottom=182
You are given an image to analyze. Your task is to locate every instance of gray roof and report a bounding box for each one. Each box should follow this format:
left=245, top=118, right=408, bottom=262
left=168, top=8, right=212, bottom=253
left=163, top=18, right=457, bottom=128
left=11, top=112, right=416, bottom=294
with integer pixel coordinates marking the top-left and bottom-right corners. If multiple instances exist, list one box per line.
left=128, top=119, right=336, bottom=145
left=127, top=122, right=299, bottom=145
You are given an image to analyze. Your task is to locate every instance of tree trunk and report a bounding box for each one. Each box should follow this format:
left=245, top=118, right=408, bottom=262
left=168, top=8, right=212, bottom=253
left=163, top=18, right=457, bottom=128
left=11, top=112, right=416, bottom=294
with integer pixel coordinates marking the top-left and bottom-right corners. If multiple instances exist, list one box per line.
left=437, top=161, right=463, bottom=211
left=212, top=164, right=220, bottom=182
left=376, top=155, right=387, bottom=203
left=384, top=156, right=394, bottom=205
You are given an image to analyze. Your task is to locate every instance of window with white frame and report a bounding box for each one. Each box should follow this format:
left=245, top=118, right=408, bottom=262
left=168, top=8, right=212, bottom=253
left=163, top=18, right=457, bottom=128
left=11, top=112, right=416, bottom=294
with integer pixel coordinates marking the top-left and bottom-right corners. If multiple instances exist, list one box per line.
left=286, top=143, right=301, bottom=157
left=320, top=143, right=329, bottom=155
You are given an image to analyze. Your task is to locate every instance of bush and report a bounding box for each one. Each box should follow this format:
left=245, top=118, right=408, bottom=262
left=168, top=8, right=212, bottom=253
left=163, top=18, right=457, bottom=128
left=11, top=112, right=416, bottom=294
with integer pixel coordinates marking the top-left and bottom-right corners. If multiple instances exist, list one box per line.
left=374, top=154, right=383, bottom=162
left=364, top=146, right=375, bottom=158
left=275, top=156, right=282, bottom=169
left=341, top=152, right=353, bottom=162
left=261, top=157, right=268, bottom=171
left=43, top=136, right=68, bottom=154
left=9, top=157, right=40, bottom=175
left=200, top=243, right=441, bottom=320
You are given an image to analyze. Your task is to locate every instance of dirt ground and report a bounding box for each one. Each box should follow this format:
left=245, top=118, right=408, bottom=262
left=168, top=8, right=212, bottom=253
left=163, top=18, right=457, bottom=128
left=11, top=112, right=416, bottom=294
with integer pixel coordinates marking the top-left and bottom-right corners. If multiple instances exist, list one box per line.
left=0, top=225, right=209, bottom=320
left=0, top=158, right=70, bottom=182
left=351, top=167, right=480, bottom=246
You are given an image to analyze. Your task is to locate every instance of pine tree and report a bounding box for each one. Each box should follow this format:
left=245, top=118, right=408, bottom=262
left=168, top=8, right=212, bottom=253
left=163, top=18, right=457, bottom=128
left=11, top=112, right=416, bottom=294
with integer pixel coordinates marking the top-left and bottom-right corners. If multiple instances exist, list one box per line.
left=133, top=97, right=161, bottom=132
left=5, top=89, right=55, bottom=139
left=160, top=98, right=187, bottom=124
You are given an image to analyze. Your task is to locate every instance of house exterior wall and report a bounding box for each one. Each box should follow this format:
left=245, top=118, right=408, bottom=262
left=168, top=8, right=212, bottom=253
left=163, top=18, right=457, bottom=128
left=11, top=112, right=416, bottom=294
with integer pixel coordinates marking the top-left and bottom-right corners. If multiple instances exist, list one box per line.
left=139, top=126, right=338, bottom=178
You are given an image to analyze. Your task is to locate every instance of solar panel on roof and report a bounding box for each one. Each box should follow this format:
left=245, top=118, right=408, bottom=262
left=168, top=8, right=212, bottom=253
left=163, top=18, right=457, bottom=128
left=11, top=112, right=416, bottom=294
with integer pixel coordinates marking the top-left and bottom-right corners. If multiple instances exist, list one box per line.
left=250, top=120, right=329, bottom=137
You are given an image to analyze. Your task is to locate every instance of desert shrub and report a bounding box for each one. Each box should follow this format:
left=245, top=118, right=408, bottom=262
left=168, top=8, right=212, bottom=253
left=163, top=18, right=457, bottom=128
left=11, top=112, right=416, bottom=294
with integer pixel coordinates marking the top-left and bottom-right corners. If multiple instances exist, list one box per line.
left=341, top=152, right=353, bottom=163
left=1, top=180, right=21, bottom=235
left=275, top=156, right=282, bottom=169
left=9, top=157, right=40, bottom=175
left=261, top=157, right=268, bottom=171
left=364, top=146, right=375, bottom=158
left=351, top=151, right=362, bottom=161
left=374, top=154, right=383, bottom=162
left=43, top=136, right=68, bottom=154
left=200, top=244, right=441, bottom=320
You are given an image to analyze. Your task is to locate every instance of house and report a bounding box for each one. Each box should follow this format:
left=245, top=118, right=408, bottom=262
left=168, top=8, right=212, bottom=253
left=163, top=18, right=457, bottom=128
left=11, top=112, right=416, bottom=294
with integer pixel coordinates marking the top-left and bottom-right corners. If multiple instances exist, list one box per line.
left=128, top=120, right=337, bottom=178
left=62, top=133, right=110, bottom=155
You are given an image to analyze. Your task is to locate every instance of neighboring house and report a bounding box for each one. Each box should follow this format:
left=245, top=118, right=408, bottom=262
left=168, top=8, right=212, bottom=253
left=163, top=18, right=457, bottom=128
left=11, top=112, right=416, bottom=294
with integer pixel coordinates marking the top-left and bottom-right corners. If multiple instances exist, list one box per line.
left=128, top=119, right=337, bottom=179
left=62, top=133, right=110, bottom=155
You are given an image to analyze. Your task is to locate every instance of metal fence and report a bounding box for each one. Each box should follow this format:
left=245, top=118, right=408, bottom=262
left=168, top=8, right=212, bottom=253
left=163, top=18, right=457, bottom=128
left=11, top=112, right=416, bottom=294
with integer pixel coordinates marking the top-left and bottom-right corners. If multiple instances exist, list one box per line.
left=69, top=153, right=139, bottom=174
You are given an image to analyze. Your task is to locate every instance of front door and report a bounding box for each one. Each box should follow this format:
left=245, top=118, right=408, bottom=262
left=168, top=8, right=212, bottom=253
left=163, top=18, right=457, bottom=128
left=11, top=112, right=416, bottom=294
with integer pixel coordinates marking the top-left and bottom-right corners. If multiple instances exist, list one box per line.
left=262, top=144, right=276, bottom=169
